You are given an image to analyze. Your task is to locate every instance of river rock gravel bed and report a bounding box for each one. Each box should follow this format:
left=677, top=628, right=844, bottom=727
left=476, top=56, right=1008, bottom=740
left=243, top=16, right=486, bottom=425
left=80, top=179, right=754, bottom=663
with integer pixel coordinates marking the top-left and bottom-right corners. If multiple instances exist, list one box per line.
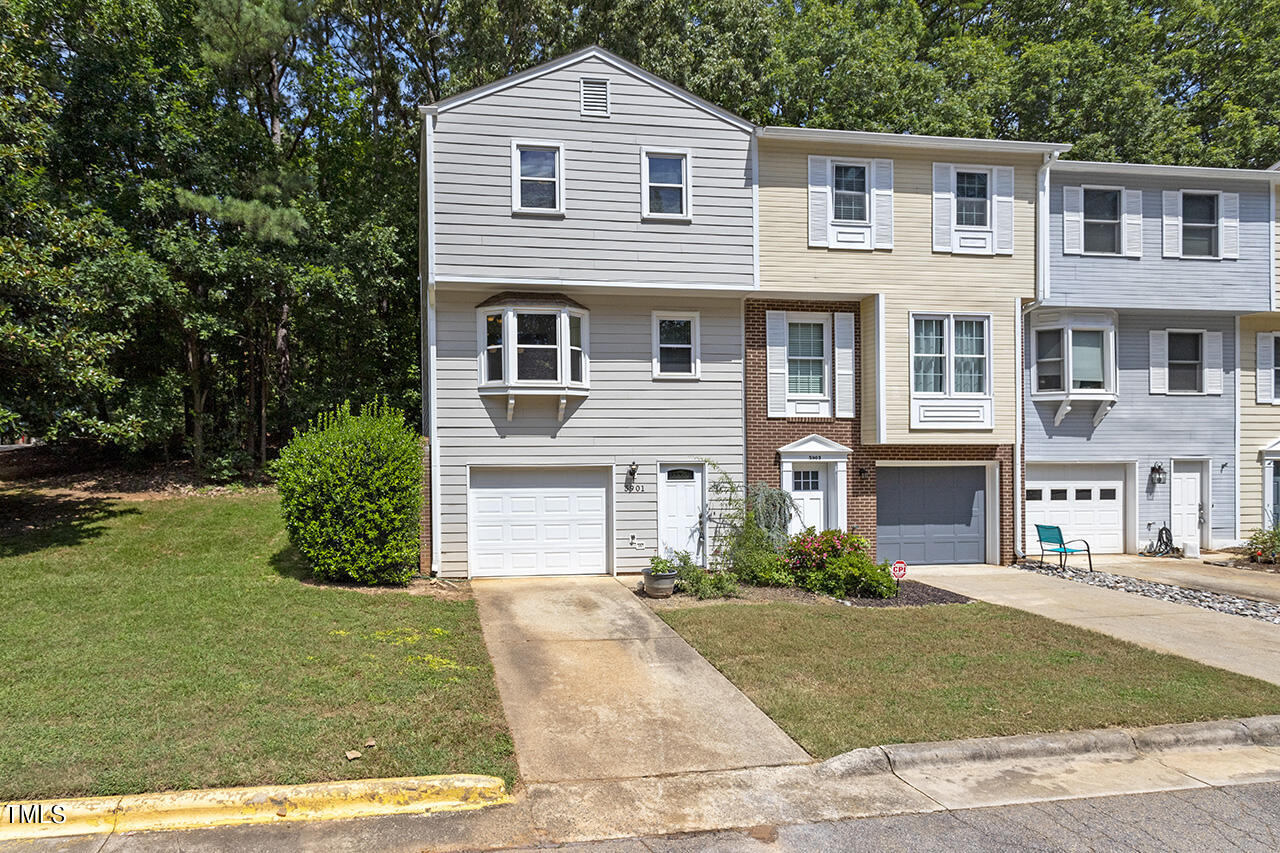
left=1017, top=560, right=1280, bottom=625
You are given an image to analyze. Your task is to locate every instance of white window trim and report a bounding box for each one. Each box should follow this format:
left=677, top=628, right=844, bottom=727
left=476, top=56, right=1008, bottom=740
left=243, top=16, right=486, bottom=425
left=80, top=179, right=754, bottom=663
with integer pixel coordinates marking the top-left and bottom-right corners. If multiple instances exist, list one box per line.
left=785, top=312, right=831, bottom=402
left=1165, top=327, right=1208, bottom=395
left=651, top=311, right=701, bottom=380
left=953, top=166, right=993, bottom=232
left=510, top=140, right=565, bottom=216
left=1030, top=318, right=1118, bottom=402
left=830, top=158, right=871, bottom=225
left=909, top=313, right=993, bottom=398
left=1080, top=184, right=1126, bottom=257
left=475, top=304, right=590, bottom=392
left=1178, top=189, right=1222, bottom=260
left=640, top=147, right=692, bottom=222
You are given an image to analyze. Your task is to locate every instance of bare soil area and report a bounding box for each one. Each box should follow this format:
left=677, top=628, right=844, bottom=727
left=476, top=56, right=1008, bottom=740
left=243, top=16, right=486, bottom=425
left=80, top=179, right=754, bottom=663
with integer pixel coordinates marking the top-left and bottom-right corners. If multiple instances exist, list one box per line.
left=631, top=578, right=971, bottom=611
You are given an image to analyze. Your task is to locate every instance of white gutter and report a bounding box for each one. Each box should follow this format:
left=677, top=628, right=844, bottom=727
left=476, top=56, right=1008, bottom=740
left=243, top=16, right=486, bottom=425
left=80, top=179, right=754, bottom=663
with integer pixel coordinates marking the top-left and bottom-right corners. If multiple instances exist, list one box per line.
left=1053, top=159, right=1280, bottom=183
left=418, top=106, right=442, bottom=576
left=755, top=125, right=1071, bottom=156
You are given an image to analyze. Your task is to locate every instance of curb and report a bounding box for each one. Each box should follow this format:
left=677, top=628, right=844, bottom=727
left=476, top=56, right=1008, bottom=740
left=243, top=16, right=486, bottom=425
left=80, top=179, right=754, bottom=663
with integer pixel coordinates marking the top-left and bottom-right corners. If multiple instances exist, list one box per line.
left=0, top=774, right=511, bottom=841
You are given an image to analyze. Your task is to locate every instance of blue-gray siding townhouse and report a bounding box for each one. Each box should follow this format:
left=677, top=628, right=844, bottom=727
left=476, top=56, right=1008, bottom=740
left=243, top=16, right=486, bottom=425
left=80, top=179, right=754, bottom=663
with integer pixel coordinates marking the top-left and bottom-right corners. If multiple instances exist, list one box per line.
left=1025, top=160, right=1276, bottom=555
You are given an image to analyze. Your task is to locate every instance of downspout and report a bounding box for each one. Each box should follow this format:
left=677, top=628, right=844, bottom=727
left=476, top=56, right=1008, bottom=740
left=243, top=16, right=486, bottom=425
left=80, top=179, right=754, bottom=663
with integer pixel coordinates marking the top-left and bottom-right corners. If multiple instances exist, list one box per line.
left=1014, top=150, right=1060, bottom=559
left=419, top=105, right=442, bottom=575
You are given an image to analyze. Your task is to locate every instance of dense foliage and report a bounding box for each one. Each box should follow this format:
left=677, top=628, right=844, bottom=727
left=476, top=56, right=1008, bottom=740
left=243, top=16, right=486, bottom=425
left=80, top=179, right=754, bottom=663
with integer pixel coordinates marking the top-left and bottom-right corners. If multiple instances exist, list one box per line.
left=273, top=401, right=422, bottom=585
left=6, top=1, right=1280, bottom=468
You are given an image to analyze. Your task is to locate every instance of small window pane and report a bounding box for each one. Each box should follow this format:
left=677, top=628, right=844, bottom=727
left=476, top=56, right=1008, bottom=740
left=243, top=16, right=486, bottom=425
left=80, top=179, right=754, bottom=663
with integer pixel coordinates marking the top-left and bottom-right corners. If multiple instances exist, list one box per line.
left=569, top=314, right=582, bottom=348
left=1037, top=362, right=1063, bottom=392
left=788, top=359, right=824, bottom=395
left=667, top=469, right=695, bottom=481
left=570, top=349, right=583, bottom=383
left=1182, top=226, right=1217, bottom=257
left=1037, top=329, right=1063, bottom=360
left=1083, top=189, right=1119, bottom=220
left=1182, top=193, right=1217, bottom=225
left=913, top=319, right=945, bottom=355
left=954, top=358, right=985, bottom=393
left=517, top=313, right=558, bottom=346
left=1168, top=332, right=1201, bottom=362
left=520, top=180, right=556, bottom=210
left=1026, top=489, right=1043, bottom=501
left=834, top=164, right=866, bottom=193
left=1050, top=489, right=1068, bottom=501
left=955, top=320, right=985, bottom=355
left=955, top=172, right=988, bottom=227
left=659, top=346, right=693, bottom=374
left=1075, top=489, right=1092, bottom=501
left=1036, top=329, right=1064, bottom=392
left=788, top=323, right=824, bottom=358
left=913, top=356, right=944, bottom=394
left=1100, top=488, right=1117, bottom=500
left=517, top=348, right=558, bottom=381
left=956, top=171, right=988, bottom=199
left=486, top=349, right=503, bottom=382
left=792, top=470, right=821, bottom=491
left=519, top=148, right=557, bottom=179
left=1169, top=363, right=1201, bottom=392
left=1084, top=222, right=1120, bottom=254
left=648, top=155, right=684, bottom=186
left=659, top=319, right=691, bottom=345
left=486, top=314, right=503, bottom=347
left=833, top=193, right=867, bottom=222
left=649, top=186, right=684, bottom=215
left=1072, top=330, right=1105, bottom=389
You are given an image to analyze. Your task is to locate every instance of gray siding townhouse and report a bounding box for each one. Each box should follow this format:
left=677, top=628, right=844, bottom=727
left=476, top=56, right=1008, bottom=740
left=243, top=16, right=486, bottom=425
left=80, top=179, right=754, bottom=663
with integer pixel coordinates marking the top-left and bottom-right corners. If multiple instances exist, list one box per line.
left=418, top=47, right=757, bottom=577
left=1026, top=160, right=1279, bottom=555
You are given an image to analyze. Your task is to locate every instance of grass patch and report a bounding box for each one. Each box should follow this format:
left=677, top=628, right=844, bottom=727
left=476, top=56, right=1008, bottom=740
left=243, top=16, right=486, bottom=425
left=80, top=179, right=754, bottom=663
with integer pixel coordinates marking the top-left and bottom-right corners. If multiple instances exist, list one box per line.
left=661, top=601, right=1280, bottom=759
left=0, top=490, right=515, bottom=799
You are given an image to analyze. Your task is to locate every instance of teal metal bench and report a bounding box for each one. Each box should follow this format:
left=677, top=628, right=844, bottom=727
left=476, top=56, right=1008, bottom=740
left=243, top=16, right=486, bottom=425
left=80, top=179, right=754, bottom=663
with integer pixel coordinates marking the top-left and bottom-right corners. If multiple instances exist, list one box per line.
left=1034, top=524, right=1093, bottom=571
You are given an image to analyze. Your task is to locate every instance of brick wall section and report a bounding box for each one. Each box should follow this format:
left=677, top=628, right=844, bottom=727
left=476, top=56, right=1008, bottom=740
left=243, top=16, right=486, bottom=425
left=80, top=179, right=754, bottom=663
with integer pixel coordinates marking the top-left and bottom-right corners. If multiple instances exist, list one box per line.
left=419, top=437, right=432, bottom=574
left=745, top=298, right=1015, bottom=565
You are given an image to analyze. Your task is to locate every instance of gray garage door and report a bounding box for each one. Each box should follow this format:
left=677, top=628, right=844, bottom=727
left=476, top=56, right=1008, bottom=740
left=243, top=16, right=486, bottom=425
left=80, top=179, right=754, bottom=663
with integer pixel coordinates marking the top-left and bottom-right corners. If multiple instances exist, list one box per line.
left=876, top=466, right=985, bottom=565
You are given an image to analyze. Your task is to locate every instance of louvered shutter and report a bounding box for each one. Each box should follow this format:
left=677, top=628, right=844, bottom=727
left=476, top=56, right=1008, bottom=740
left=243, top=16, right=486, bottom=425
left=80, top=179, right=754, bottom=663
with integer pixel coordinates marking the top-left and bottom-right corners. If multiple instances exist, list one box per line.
left=808, top=156, right=829, bottom=248
left=834, top=312, right=856, bottom=417
left=1162, top=191, right=1182, bottom=258
left=1122, top=189, right=1143, bottom=257
left=1259, top=333, right=1275, bottom=404
left=872, top=159, right=894, bottom=249
left=1221, top=192, right=1240, bottom=259
left=1204, top=331, right=1223, bottom=395
left=766, top=310, right=788, bottom=417
left=1149, top=330, right=1168, bottom=394
left=932, top=163, right=953, bottom=252
left=993, top=166, right=1015, bottom=255
left=1062, top=186, right=1084, bottom=255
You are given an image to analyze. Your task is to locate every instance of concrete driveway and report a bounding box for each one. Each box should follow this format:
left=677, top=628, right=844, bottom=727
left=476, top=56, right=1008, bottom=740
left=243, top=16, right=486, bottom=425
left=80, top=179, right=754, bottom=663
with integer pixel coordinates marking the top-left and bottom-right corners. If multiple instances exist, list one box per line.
left=472, top=577, right=809, bottom=783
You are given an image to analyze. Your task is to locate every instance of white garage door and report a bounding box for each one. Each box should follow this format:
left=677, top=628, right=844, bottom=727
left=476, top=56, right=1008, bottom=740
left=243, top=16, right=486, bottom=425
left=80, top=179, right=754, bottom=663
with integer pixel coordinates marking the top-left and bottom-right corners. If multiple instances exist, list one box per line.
left=1026, top=463, right=1124, bottom=554
left=469, top=468, right=608, bottom=577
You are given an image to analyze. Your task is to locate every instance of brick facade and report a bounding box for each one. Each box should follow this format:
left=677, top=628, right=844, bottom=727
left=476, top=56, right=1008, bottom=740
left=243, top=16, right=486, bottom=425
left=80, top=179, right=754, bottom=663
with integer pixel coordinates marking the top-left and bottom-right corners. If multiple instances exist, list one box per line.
left=745, top=298, right=1015, bottom=565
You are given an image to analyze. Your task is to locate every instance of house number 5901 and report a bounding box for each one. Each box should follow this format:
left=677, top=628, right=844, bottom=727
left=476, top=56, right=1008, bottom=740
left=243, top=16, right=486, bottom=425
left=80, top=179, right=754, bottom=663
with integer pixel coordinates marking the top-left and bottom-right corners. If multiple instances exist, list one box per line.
left=625, top=483, right=645, bottom=492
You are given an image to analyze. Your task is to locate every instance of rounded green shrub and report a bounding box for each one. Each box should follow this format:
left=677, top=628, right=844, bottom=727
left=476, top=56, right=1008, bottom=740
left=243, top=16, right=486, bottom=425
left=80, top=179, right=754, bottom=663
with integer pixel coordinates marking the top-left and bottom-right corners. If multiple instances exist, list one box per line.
left=272, top=400, right=423, bottom=585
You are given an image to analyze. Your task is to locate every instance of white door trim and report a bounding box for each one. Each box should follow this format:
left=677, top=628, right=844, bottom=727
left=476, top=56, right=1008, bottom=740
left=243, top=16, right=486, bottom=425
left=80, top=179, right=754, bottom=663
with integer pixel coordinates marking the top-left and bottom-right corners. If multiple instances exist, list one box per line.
left=876, top=460, right=999, bottom=565
left=656, top=461, right=708, bottom=565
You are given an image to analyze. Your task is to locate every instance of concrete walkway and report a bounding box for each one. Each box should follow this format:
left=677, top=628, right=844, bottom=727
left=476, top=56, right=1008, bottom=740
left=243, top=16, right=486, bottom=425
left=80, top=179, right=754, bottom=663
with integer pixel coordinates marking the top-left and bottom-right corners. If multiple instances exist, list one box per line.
left=471, top=577, right=809, bottom=783
left=1090, top=553, right=1280, bottom=605
left=911, top=563, right=1280, bottom=685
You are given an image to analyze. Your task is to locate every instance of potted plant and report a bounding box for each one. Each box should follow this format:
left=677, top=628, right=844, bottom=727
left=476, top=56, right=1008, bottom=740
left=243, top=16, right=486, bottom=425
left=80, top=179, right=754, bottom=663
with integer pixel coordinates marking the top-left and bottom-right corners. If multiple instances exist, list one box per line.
left=643, top=556, right=679, bottom=598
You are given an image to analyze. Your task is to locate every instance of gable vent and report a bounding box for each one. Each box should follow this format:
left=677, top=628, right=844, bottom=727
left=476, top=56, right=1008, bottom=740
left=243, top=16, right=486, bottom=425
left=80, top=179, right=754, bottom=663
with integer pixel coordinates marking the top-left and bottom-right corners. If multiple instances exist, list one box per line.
left=580, top=78, right=610, bottom=117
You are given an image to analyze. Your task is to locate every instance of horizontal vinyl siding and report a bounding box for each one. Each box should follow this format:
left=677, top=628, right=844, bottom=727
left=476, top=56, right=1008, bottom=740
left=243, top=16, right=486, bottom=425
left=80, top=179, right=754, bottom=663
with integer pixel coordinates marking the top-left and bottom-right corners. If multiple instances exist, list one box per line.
left=432, top=55, right=754, bottom=289
left=1047, top=175, right=1272, bottom=311
left=434, top=288, right=744, bottom=576
left=1025, top=310, right=1237, bottom=544
left=1239, top=314, right=1280, bottom=533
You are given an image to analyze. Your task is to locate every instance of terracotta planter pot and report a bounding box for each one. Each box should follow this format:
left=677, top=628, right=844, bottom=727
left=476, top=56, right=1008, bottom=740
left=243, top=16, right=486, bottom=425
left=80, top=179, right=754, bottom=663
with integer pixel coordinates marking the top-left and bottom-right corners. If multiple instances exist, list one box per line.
left=643, top=571, right=677, bottom=598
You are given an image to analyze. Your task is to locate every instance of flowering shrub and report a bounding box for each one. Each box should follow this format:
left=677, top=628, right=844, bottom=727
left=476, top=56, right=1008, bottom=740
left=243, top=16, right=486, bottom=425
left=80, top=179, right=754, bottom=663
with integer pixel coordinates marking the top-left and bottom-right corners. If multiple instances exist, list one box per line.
left=784, top=528, right=870, bottom=587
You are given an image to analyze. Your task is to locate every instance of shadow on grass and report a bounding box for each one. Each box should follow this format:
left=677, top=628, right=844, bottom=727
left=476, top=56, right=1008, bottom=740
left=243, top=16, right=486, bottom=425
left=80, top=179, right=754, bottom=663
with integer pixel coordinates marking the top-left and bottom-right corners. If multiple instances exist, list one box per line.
left=269, top=544, right=313, bottom=581
left=0, top=490, right=140, bottom=558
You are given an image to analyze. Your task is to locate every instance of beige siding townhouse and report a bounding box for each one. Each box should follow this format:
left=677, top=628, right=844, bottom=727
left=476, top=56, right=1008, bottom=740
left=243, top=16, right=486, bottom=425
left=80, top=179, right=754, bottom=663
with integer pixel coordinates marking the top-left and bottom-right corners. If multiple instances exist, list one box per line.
left=1238, top=181, right=1280, bottom=536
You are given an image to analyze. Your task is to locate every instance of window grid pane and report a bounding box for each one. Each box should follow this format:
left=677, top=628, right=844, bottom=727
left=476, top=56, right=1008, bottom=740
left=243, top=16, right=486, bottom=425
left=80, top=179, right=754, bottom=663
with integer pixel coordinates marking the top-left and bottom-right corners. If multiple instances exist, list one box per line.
left=792, top=470, right=821, bottom=491
left=788, top=358, right=824, bottom=395
left=659, top=319, right=691, bottom=345
left=1036, top=328, right=1064, bottom=392
left=788, top=322, right=824, bottom=358
left=1071, top=330, right=1105, bottom=389
left=659, top=346, right=693, bottom=374
left=955, top=172, right=988, bottom=227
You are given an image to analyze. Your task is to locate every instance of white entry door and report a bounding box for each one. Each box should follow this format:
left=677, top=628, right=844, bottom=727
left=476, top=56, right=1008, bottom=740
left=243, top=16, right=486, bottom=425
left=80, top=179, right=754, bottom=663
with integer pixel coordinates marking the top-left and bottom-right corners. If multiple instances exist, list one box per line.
left=658, top=465, right=704, bottom=562
left=789, top=465, right=827, bottom=534
left=1170, top=463, right=1203, bottom=548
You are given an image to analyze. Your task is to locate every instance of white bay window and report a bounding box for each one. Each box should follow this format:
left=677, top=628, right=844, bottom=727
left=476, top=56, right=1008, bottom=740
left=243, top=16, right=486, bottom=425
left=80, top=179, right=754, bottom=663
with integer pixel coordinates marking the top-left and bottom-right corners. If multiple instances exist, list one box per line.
left=1031, top=311, right=1118, bottom=427
left=478, top=297, right=589, bottom=421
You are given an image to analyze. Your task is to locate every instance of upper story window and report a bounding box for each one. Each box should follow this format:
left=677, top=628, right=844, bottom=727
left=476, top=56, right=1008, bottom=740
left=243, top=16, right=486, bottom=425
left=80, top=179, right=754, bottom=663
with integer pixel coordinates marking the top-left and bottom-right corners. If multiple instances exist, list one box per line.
left=765, top=309, right=854, bottom=419
left=787, top=320, right=828, bottom=397
left=511, top=141, right=564, bottom=214
left=1253, top=333, right=1280, bottom=405
left=1083, top=188, right=1121, bottom=254
left=641, top=149, right=690, bottom=219
left=807, top=156, right=893, bottom=251
left=652, top=312, right=700, bottom=379
left=1181, top=193, right=1218, bottom=257
left=1032, top=317, right=1115, bottom=399
left=832, top=163, right=868, bottom=223
left=477, top=295, right=588, bottom=392
left=1167, top=331, right=1203, bottom=393
left=954, top=170, right=989, bottom=228
left=911, top=314, right=990, bottom=397
left=1149, top=328, right=1222, bottom=396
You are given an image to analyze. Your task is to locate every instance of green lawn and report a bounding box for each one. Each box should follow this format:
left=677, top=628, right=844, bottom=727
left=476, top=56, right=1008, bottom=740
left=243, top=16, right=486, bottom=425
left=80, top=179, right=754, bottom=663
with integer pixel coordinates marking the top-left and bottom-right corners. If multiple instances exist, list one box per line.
left=661, top=601, right=1280, bottom=759
left=0, top=489, right=515, bottom=800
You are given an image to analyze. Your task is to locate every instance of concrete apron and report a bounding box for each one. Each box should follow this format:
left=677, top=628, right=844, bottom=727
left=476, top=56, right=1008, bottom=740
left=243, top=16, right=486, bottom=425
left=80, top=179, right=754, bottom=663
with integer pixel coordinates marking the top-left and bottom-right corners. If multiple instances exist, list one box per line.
left=470, top=576, right=810, bottom=783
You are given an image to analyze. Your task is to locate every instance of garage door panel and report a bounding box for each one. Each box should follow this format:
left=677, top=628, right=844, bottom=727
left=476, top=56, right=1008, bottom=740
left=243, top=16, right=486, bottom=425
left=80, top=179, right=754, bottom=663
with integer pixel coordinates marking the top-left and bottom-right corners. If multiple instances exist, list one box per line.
left=470, top=467, right=609, bottom=578
left=878, top=466, right=986, bottom=565
left=1026, top=464, right=1124, bottom=554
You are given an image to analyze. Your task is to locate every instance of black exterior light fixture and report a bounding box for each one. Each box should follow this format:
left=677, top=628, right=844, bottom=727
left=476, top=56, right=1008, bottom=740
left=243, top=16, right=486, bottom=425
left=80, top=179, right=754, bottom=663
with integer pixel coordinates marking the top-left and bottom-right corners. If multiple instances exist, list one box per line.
left=628, top=461, right=638, bottom=479
left=1150, top=462, right=1167, bottom=485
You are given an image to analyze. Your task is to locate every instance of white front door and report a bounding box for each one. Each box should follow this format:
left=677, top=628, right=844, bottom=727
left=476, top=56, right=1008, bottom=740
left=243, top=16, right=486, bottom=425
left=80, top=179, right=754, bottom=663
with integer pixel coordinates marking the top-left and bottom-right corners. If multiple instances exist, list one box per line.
left=659, top=465, right=704, bottom=561
left=789, top=465, right=826, bottom=534
left=1171, top=463, right=1203, bottom=547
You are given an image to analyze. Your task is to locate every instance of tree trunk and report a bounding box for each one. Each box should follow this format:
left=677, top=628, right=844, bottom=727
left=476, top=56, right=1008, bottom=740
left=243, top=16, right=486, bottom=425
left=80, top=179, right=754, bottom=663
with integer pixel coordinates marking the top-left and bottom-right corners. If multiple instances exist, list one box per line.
left=269, top=54, right=283, bottom=147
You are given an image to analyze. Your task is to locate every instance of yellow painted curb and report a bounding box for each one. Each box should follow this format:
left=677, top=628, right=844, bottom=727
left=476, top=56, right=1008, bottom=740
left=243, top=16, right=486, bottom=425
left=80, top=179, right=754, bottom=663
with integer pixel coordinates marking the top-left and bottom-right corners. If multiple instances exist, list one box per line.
left=0, top=774, right=510, bottom=840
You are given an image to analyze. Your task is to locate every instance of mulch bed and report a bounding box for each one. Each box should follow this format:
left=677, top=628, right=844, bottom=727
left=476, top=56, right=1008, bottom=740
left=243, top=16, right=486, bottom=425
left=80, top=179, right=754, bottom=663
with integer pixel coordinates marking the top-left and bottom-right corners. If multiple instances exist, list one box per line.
left=636, top=578, right=970, bottom=610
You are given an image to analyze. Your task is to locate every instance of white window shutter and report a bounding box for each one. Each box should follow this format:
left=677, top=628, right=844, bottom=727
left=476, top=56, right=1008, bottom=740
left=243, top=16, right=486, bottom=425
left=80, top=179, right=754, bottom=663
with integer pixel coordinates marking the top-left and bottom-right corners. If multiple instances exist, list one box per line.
left=872, top=159, right=894, bottom=249
left=1204, top=331, right=1224, bottom=395
left=766, top=310, right=788, bottom=417
left=1122, top=189, right=1143, bottom=257
left=1221, top=192, right=1240, bottom=259
left=993, top=166, right=1015, bottom=255
left=1062, top=186, right=1084, bottom=255
left=1258, top=333, right=1275, bottom=404
left=1149, top=330, right=1168, bottom=394
left=1162, top=191, right=1181, bottom=258
left=834, top=312, right=856, bottom=417
left=932, top=163, right=953, bottom=253
left=807, top=156, right=829, bottom=248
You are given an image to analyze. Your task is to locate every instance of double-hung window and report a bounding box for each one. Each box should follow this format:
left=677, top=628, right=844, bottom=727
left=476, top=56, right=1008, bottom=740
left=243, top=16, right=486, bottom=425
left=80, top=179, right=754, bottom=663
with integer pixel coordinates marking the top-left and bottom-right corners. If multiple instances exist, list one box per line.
left=832, top=163, right=868, bottom=223
left=788, top=321, right=828, bottom=397
left=642, top=149, right=690, bottom=219
left=652, top=312, right=700, bottom=379
left=1167, top=331, right=1203, bottom=393
left=478, top=303, right=589, bottom=391
left=911, top=314, right=989, bottom=397
left=955, top=170, right=989, bottom=228
left=1033, top=323, right=1113, bottom=396
left=1181, top=192, right=1218, bottom=258
left=511, top=141, right=564, bottom=214
left=1083, top=188, right=1121, bottom=254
